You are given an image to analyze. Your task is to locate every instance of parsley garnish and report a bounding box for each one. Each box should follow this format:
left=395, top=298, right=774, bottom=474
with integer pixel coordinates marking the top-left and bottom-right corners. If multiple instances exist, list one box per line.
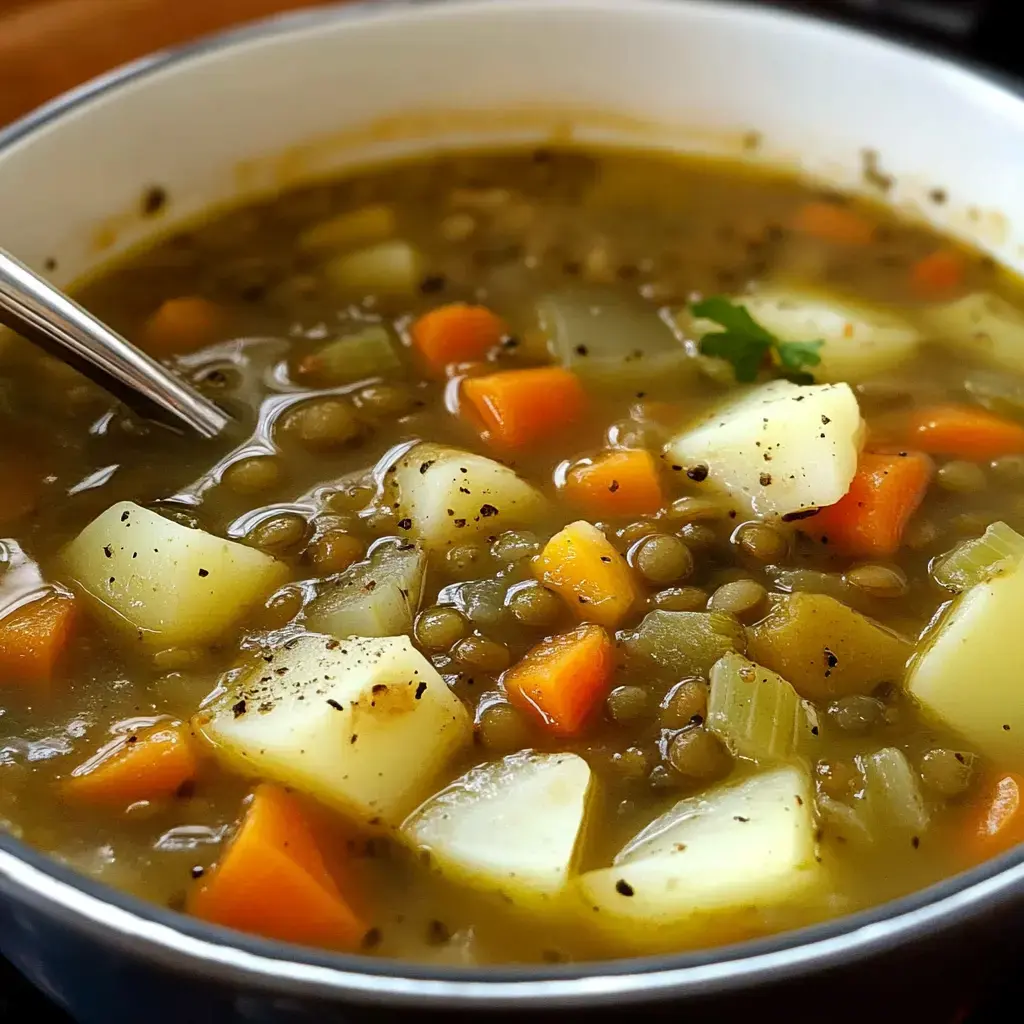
left=691, top=296, right=824, bottom=385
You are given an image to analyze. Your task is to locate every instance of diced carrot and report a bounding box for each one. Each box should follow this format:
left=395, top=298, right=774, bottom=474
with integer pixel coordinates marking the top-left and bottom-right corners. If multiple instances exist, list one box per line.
left=62, top=722, right=197, bottom=807
left=563, top=450, right=664, bottom=518
left=535, top=520, right=638, bottom=628
left=0, top=591, right=76, bottom=688
left=502, top=623, right=615, bottom=735
left=143, top=296, right=223, bottom=356
left=792, top=201, right=876, bottom=246
left=461, top=367, right=586, bottom=449
left=906, top=404, right=1024, bottom=460
left=911, top=248, right=966, bottom=296
left=964, top=773, right=1024, bottom=865
left=190, top=784, right=365, bottom=950
left=410, top=303, right=507, bottom=376
left=803, top=450, right=933, bottom=557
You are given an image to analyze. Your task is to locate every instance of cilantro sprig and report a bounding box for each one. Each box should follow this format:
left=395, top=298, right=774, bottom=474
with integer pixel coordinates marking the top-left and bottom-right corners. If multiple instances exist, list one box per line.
left=690, top=296, right=824, bottom=385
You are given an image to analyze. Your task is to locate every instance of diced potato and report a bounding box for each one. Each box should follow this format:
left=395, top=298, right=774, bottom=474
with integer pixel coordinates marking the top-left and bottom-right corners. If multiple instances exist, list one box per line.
left=195, top=633, right=472, bottom=827
left=401, top=751, right=592, bottom=909
left=907, top=558, right=1024, bottom=769
left=747, top=592, right=911, bottom=701
left=576, top=767, right=822, bottom=949
left=622, top=610, right=746, bottom=680
left=387, top=443, right=547, bottom=551
left=534, top=520, right=638, bottom=629
left=304, top=540, right=426, bottom=639
left=298, top=204, right=397, bottom=254
left=923, top=292, right=1024, bottom=375
left=326, top=240, right=422, bottom=296
left=721, top=290, right=921, bottom=384
left=663, top=380, right=863, bottom=519
left=61, top=501, right=288, bottom=647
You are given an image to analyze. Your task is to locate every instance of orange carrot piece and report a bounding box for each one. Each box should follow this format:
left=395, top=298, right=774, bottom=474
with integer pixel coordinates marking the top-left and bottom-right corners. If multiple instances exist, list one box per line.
left=62, top=722, right=197, bottom=807
left=906, top=404, right=1024, bottom=460
left=0, top=591, right=76, bottom=688
left=965, top=773, right=1024, bottom=864
left=502, top=623, right=615, bottom=735
left=911, top=248, right=966, bottom=295
left=792, top=201, right=876, bottom=246
left=143, top=296, right=223, bottom=356
left=563, top=449, right=664, bottom=518
left=190, top=784, right=364, bottom=950
left=535, top=520, right=639, bottom=629
left=461, top=367, right=586, bottom=448
left=410, top=303, right=507, bottom=376
left=804, top=450, right=933, bottom=557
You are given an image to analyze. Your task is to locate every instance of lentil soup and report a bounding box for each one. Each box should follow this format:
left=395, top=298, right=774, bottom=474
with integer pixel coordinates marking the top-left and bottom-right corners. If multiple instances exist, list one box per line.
left=3, top=147, right=1024, bottom=965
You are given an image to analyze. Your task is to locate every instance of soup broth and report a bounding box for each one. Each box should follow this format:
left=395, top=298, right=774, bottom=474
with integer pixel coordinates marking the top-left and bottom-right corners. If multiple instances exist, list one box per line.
left=2, top=147, right=1024, bottom=964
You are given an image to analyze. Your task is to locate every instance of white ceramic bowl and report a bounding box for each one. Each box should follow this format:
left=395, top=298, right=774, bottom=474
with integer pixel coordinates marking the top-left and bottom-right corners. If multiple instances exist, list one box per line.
left=1, top=3, right=1023, bottom=1022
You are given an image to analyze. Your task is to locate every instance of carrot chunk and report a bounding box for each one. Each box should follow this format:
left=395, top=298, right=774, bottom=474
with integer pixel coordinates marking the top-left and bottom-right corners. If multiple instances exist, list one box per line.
left=804, top=450, right=933, bottom=557
left=964, top=773, right=1024, bottom=864
left=502, top=623, right=615, bottom=735
left=911, top=248, right=966, bottom=296
left=190, top=784, right=364, bottom=950
left=461, top=367, right=586, bottom=449
left=792, top=201, right=876, bottom=246
left=143, top=296, right=224, bottom=356
left=906, top=404, right=1024, bottom=460
left=0, top=591, right=76, bottom=688
left=563, top=450, right=664, bottom=518
left=534, top=520, right=638, bottom=629
left=410, top=303, right=506, bottom=376
left=62, top=722, right=197, bottom=807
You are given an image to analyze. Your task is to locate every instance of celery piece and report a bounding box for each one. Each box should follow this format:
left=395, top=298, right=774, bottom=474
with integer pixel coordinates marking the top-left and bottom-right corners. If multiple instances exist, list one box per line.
left=816, top=793, right=873, bottom=846
left=326, top=240, right=423, bottom=296
left=304, top=539, right=426, bottom=639
left=747, top=592, right=911, bottom=701
left=931, top=521, right=1024, bottom=592
left=856, top=747, right=929, bottom=835
left=964, top=369, right=1024, bottom=419
left=299, top=326, right=401, bottom=385
left=538, top=289, right=692, bottom=392
left=707, top=652, right=813, bottom=764
left=298, top=204, right=397, bottom=254
left=623, top=610, right=746, bottom=679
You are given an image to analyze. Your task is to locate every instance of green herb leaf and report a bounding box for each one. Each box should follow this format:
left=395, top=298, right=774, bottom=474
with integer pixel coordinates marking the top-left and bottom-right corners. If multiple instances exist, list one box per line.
left=691, top=296, right=825, bottom=385
left=700, top=331, right=771, bottom=383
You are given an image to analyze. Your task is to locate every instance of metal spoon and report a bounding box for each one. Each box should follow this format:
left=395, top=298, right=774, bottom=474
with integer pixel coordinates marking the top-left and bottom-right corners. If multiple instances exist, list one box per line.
left=0, top=247, right=230, bottom=439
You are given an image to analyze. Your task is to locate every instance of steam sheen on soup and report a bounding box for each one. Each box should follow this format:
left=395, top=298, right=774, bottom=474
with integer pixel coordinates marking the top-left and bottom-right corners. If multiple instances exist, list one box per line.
left=3, top=147, right=1024, bottom=965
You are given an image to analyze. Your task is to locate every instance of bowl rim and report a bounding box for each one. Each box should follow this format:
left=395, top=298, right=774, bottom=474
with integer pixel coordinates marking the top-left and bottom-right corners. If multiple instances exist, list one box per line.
left=2, top=0, right=1024, bottom=1007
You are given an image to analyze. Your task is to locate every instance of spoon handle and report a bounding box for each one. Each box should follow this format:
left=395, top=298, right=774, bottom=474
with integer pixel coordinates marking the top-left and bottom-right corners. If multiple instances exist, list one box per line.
left=0, top=248, right=230, bottom=439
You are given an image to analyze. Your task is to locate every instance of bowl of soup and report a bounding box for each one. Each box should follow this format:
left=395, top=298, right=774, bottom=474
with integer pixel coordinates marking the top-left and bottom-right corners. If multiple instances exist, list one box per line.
left=2, top=1, right=1024, bottom=1021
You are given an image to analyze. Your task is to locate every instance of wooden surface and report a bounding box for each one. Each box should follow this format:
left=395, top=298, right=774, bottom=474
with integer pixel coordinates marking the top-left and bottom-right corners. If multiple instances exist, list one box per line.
left=0, top=0, right=342, bottom=126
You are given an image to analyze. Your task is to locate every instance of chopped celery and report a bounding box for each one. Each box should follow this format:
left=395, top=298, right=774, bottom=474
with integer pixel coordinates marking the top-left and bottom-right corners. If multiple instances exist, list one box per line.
left=707, top=652, right=813, bottom=764
left=816, top=793, right=873, bottom=846
left=931, top=521, right=1024, bottom=592
left=923, top=292, right=1024, bottom=375
left=623, top=610, right=746, bottom=679
left=747, top=592, right=911, bottom=701
left=298, top=204, right=397, bottom=254
left=537, top=289, right=692, bottom=391
left=964, top=369, right=1024, bottom=419
left=298, top=325, right=402, bottom=385
left=326, top=240, right=422, bottom=296
left=304, top=539, right=426, bottom=638
left=856, top=747, right=929, bottom=835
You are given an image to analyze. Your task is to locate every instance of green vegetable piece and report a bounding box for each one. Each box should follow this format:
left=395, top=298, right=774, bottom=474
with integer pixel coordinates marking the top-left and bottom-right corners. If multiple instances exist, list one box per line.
left=856, top=747, right=929, bottom=836
left=746, top=592, right=911, bottom=701
left=623, top=610, right=746, bottom=679
left=690, top=295, right=823, bottom=384
left=299, top=325, right=402, bottom=385
left=707, top=652, right=814, bottom=764
left=931, top=521, right=1024, bottom=592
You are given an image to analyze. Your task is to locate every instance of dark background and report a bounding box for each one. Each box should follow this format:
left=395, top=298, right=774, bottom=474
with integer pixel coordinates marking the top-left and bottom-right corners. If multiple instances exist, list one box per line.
left=0, top=0, right=1021, bottom=1020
